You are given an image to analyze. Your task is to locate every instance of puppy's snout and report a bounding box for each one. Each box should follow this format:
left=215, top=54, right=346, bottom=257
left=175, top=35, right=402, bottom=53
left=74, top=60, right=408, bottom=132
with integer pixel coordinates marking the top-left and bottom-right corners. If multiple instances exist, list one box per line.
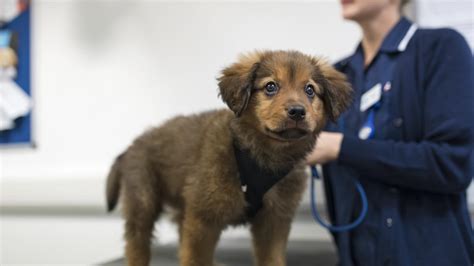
left=287, top=105, right=306, bottom=121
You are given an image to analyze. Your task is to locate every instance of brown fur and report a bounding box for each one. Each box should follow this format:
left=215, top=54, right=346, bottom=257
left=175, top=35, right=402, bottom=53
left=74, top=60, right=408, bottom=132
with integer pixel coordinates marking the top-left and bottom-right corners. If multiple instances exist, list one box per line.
left=106, top=50, right=352, bottom=266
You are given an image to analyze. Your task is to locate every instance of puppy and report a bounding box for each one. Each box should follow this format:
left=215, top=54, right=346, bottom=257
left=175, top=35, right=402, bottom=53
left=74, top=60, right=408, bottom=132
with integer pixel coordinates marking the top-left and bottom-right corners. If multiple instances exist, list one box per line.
left=106, top=50, right=351, bottom=266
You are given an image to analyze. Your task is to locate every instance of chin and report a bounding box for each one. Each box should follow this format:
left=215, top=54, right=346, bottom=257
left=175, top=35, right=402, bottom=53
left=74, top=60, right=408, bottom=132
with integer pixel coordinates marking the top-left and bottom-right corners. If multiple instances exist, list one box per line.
left=264, top=126, right=312, bottom=143
left=341, top=7, right=362, bottom=21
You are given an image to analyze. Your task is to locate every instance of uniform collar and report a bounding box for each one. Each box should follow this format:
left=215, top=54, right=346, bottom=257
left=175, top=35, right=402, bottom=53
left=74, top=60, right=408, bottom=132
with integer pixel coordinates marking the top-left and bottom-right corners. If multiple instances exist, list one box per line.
left=379, top=17, right=417, bottom=53
left=339, top=17, right=417, bottom=70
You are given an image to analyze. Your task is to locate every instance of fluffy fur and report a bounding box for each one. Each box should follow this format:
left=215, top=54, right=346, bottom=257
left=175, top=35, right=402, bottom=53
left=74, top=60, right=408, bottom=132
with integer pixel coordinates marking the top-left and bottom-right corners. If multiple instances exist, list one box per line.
left=106, top=50, right=352, bottom=266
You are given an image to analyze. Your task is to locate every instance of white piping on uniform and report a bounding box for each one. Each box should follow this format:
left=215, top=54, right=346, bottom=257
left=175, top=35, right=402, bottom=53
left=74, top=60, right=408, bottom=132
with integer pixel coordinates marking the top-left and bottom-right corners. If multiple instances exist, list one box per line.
left=398, top=24, right=418, bottom=52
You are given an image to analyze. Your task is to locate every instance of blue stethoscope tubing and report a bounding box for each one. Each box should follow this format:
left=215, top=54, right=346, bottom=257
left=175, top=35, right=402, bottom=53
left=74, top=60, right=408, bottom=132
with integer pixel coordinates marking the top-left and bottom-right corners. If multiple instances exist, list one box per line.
left=309, top=83, right=387, bottom=232
left=310, top=165, right=368, bottom=232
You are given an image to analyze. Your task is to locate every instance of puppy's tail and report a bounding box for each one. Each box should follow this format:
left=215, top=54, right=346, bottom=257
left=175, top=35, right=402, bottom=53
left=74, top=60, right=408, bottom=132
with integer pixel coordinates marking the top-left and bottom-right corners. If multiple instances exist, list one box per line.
left=106, top=152, right=125, bottom=212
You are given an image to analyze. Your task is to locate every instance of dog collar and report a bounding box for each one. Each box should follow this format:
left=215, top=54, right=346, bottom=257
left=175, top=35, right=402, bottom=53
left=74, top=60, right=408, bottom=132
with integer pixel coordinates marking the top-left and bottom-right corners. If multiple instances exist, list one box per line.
left=232, top=141, right=293, bottom=218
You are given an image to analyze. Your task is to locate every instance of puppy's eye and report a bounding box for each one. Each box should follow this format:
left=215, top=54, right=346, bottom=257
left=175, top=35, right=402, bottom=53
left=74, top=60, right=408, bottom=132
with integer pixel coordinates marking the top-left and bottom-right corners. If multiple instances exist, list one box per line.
left=264, top=82, right=278, bottom=96
left=305, top=84, right=316, bottom=98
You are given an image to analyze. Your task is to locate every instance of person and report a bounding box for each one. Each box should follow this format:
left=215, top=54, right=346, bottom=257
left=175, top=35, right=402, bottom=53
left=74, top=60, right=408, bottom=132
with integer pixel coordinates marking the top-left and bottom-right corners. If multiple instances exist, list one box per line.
left=306, top=0, right=474, bottom=265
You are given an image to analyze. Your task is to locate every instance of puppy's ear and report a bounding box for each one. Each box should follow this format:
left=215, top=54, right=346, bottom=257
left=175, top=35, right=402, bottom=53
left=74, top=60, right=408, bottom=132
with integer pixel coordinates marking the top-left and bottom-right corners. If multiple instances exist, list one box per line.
left=218, top=52, right=263, bottom=116
left=315, top=60, right=352, bottom=122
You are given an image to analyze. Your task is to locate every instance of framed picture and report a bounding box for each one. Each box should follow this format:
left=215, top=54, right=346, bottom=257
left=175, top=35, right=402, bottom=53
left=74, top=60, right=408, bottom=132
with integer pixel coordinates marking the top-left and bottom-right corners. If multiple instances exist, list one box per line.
left=0, top=0, right=32, bottom=146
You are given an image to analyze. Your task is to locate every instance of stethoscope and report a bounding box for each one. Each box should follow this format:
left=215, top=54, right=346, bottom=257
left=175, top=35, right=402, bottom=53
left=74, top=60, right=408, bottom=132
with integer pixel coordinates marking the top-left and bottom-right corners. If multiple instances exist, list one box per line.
left=310, top=164, right=368, bottom=232
left=309, top=82, right=386, bottom=232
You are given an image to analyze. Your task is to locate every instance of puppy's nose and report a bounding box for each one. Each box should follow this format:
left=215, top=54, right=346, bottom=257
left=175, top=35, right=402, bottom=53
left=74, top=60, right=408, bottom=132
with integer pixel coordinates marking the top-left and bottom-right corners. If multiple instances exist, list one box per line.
left=287, top=105, right=306, bottom=121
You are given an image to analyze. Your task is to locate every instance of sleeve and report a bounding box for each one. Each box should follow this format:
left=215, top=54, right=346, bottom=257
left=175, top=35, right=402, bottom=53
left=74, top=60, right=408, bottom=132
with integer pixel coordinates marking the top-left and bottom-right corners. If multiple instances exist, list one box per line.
left=337, top=29, right=473, bottom=194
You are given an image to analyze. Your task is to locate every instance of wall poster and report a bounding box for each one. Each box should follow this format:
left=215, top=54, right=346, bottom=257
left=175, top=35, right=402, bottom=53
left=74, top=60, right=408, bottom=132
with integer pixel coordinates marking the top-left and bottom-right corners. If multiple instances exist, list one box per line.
left=0, top=0, right=32, bottom=145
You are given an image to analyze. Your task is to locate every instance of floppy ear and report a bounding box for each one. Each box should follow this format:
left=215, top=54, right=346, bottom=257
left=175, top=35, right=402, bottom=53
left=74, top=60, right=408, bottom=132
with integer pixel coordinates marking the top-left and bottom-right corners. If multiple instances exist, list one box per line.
left=218, top=52, right=263, bottom=117
left=316, top=60, right=353, bottom=122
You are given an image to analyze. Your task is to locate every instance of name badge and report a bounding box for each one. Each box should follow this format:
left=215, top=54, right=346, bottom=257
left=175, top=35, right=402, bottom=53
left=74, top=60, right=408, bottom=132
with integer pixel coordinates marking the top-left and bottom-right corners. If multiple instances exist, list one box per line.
left=360, top=83, right=382, bottom=112
left=358, top=125, right=373, bottom=140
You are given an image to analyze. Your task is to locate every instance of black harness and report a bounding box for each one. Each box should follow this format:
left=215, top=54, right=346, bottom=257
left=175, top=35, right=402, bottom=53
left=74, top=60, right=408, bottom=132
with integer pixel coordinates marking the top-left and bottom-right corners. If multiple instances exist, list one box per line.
left=232, top=141, right=293, bottom=218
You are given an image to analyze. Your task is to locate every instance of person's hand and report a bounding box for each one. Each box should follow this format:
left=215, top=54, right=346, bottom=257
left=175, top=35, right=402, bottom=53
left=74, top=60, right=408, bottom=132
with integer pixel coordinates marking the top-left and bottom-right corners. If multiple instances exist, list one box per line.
left=306, top=132, right=343, bottom=165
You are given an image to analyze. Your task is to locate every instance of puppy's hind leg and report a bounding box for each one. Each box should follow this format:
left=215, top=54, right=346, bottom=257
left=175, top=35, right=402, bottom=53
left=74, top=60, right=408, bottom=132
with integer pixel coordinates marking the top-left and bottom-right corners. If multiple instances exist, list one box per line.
left=122, top=164, right=163, bottom=266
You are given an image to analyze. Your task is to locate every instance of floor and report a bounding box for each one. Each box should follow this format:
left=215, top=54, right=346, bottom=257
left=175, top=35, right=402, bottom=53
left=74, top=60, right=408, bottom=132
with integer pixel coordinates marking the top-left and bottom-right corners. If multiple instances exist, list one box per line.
left=0, top=212, right=334, bottom=265
left=1, top=215, right=124, bottom=265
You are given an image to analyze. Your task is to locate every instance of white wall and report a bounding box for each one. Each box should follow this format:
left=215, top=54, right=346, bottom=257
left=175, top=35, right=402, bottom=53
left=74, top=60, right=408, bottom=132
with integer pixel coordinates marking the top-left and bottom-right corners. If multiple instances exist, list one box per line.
left=0, top=1, right=359, bottom=206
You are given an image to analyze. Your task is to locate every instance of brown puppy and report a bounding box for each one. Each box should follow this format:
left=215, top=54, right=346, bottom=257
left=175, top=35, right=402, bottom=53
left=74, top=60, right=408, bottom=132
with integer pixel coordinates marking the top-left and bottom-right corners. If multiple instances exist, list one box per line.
left=106, top=50, right=351, bottom=266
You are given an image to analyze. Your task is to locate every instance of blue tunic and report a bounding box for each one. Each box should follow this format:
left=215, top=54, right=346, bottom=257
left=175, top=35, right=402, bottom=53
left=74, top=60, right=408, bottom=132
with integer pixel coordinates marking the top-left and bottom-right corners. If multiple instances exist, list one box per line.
left=323, top=17, right=474, bottom=266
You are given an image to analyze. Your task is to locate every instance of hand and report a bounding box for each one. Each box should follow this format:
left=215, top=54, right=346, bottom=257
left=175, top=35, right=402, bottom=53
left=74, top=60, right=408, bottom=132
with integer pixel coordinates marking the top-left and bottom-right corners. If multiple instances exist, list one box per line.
left=306, top=132, right=343, bottom=165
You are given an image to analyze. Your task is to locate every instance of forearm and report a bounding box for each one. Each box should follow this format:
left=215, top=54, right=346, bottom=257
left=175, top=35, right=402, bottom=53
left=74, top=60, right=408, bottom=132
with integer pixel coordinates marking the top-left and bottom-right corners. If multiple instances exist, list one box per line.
left=338, top=136, right=472, bottom=193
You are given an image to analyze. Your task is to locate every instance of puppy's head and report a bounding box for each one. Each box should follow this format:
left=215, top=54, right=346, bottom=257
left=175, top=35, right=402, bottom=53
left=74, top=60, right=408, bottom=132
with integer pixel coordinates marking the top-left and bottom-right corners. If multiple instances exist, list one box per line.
left=218, top=50, right=352, bottom=142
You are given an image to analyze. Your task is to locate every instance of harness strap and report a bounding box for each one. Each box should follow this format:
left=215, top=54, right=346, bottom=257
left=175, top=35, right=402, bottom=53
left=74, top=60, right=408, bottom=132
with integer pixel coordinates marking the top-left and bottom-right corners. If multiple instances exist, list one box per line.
left=233, top=141, right=292, bottom=218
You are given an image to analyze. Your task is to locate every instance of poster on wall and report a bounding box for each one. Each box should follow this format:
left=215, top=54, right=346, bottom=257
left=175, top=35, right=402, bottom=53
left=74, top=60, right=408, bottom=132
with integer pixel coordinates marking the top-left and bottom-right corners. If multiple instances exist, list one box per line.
left=0, top=0, right=32, bottom=146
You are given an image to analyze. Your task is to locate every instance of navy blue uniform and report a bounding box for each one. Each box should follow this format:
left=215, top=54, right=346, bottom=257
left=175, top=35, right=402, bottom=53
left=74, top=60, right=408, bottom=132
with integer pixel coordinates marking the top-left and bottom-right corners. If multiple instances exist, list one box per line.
left=323, top=17, right=474, bottom=266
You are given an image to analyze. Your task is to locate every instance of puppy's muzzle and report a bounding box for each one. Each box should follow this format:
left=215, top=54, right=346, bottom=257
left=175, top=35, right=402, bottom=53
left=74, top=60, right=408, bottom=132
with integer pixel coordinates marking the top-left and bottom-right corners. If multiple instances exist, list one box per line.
left=287, top=105, right=306, bottom=121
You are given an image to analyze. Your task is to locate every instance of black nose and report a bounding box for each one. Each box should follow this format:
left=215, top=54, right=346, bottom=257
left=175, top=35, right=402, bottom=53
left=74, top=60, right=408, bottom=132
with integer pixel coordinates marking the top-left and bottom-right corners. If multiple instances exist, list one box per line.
left=287, top=105, right=306, bottom=121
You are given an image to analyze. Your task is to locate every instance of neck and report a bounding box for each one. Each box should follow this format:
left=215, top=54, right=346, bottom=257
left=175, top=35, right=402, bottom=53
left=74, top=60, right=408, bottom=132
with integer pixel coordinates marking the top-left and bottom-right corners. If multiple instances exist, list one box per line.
left=358, top=10, right=401, bottom=66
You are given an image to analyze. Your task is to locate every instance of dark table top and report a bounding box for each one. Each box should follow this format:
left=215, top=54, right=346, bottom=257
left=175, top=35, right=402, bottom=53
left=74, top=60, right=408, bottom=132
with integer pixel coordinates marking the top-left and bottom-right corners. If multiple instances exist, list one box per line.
left=102, top=238, right=337, bottom=266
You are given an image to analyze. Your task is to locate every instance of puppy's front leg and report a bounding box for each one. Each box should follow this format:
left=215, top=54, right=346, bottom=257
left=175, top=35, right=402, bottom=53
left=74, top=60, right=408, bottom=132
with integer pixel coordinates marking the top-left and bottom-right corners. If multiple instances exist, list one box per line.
left=179, top=213, right=223, bottom=266
left=250, top=211, right=292, bottom=266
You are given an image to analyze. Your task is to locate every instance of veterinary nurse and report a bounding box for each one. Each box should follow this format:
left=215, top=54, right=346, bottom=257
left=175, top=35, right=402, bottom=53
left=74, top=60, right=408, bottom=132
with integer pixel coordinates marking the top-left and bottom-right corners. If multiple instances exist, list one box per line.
left=307, top=0, right=474, bottom=265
